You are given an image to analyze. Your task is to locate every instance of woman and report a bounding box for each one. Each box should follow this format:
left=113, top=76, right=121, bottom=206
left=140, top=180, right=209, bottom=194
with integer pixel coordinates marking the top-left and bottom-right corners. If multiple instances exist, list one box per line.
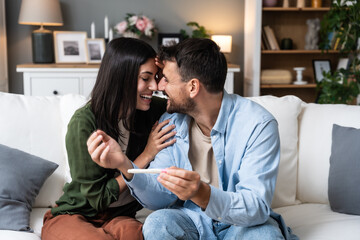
left=42, top=38, right=176, bottom=240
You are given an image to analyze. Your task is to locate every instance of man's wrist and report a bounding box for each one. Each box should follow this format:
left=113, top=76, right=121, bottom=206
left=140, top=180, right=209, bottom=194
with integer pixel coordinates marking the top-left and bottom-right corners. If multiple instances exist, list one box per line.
left=191, top=181, right=211, bottom=209
left=118, top=157, right=134, bottom=180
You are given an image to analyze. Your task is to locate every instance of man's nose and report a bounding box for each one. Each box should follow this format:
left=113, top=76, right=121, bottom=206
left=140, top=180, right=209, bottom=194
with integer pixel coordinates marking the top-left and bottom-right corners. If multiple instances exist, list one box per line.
left=157, top=77, right=166, bottom=91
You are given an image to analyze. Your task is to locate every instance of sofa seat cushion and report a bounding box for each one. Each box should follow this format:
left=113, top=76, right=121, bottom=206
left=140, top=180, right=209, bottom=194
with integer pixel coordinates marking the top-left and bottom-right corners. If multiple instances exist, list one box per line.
left=274, top=203, right=360, bottom=240
left=0, top=230, right=40, bottom=240
left=30, top=208, right=50, bottom=237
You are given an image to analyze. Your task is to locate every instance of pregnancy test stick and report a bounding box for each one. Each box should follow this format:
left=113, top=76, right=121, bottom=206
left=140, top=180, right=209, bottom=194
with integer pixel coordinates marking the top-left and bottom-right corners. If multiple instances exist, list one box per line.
left=128, top=169, right=163, bottom=174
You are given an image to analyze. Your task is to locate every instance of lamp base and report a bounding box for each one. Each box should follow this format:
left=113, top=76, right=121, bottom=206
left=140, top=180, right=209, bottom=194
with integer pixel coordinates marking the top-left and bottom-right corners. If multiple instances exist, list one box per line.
left=32, top=31, right=54, bottom=63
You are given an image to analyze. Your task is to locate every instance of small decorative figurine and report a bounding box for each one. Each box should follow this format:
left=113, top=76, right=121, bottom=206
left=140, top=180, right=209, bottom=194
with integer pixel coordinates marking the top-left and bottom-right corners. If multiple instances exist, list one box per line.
left=305, top=18, right=320, bottom=50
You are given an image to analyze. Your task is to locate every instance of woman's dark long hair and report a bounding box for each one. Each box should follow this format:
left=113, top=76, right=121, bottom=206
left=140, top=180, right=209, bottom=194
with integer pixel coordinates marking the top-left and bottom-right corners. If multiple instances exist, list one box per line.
left=90, top=37, right=156, bottom=141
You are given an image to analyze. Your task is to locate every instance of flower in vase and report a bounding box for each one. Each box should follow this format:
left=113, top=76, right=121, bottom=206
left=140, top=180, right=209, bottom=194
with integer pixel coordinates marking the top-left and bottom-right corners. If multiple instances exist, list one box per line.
left=114, top=13, right=156, bottom=38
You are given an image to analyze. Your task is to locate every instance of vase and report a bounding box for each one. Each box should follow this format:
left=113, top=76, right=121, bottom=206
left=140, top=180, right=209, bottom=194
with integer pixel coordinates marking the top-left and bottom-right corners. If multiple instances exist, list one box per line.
left=122, top=32, right=140, bottom=39
left=263, top=0, right=278, bottom=7
left=283, top=0, right=289, bottom=7
left=297, top=0, right=305, bottom=8
left=311, top=0, right=322, bottom=7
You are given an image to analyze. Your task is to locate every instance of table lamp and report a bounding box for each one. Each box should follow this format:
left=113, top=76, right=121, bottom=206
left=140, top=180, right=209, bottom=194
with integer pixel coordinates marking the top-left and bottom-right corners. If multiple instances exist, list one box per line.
left=18, top=0, right=63, bottom=63
left=211, top=35, right=232, bottom=53
left=211, top=35, right=232, bottom=62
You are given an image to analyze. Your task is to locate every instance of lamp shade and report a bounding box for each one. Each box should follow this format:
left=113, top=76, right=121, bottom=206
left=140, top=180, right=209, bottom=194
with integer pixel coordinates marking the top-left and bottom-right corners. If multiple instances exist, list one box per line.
left=18, top=0, right=63, bottom=26
left=211, top=35, right=232, bottom=53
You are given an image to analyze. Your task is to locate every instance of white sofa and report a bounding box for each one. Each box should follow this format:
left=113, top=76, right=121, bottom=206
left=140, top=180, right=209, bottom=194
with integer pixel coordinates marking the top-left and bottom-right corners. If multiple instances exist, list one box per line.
left=0, top=92, right=359, bottom=240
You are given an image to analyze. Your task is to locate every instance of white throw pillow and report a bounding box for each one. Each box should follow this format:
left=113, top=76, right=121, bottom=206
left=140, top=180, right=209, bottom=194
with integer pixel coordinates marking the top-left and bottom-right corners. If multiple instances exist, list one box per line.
left=249, top=95, right=303, bottom=208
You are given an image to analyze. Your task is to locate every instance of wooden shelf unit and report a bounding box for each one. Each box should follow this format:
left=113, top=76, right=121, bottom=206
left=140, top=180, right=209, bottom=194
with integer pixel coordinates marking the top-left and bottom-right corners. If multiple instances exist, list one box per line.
left=244, top=0, right=338, bottom=102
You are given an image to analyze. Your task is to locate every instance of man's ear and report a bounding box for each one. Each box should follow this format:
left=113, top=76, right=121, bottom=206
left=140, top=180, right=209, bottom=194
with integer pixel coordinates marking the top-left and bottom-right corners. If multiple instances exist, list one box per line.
left=188, top=78, right=200, bottom=98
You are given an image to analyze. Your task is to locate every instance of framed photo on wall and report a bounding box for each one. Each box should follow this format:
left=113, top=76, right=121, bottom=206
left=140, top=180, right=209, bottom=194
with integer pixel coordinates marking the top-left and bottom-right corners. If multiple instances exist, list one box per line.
left=54, top=31, right=87, bottom=63
left=85, top=38, right=105, bottom=64
left=313, top=59, right=331, bottom=82
left=158, top=33, right=183, bottom=49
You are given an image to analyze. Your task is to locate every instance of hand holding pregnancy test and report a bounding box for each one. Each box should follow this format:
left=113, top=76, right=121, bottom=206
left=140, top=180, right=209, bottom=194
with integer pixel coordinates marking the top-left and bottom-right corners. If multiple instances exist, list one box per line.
left=127, top=168, right=165, bottom=174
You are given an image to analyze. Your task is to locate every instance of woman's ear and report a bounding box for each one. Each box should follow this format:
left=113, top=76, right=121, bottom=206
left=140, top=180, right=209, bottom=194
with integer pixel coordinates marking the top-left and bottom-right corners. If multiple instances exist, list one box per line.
left=188, top=78, right=200, bottom=98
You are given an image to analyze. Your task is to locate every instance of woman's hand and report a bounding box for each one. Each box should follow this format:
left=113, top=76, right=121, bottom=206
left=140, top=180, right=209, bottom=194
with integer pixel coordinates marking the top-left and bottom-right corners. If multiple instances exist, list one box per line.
left=155, top=57, right=164, bottom=69
left=87, top=130, right=128, bottom=169
left=142, top=119, right=176, bottom=162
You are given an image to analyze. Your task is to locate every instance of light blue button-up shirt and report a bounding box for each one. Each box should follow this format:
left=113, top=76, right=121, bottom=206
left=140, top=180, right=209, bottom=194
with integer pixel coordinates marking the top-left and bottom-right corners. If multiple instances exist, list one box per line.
left=126, top=91, right=283, bottom=239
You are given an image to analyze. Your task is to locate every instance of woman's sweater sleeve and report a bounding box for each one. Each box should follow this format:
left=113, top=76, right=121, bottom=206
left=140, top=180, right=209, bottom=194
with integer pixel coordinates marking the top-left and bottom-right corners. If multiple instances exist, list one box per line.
left=65, top=108, right=120, bottom=212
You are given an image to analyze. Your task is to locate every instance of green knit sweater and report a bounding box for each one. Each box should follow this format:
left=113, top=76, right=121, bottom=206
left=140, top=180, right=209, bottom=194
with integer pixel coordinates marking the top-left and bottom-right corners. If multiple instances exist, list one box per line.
left=52, top=97, right=166, bottom=218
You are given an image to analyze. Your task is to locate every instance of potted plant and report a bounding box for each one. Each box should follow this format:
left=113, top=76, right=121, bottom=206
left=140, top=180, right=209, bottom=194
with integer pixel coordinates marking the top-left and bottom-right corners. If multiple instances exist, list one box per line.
left=318, top=0, right=360, bottom=104
left=180, top=21, right=211, bottom=39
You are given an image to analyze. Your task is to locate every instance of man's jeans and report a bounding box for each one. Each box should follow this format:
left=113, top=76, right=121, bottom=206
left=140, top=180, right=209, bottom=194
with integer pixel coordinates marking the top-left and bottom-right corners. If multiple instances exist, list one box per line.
left=143, top=209, right=284, bottom=240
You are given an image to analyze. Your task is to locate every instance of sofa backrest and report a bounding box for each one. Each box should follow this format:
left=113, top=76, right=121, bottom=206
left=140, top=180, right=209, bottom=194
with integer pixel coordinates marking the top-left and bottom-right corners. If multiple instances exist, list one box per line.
left=0, top=93, right=86, bottom=208
left=297, top=103, right=360, bottom=204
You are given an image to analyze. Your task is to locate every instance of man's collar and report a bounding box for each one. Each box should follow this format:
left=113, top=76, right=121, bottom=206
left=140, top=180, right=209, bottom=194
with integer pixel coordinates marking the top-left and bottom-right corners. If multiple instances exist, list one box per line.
left=211, top=91, right=232, bottom=135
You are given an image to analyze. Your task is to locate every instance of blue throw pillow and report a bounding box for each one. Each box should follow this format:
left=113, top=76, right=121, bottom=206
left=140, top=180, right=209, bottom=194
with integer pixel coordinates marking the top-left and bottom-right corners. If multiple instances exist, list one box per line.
left=328, top=124, right=360, bottom=215
left=0, top=144, right=58, bottom=232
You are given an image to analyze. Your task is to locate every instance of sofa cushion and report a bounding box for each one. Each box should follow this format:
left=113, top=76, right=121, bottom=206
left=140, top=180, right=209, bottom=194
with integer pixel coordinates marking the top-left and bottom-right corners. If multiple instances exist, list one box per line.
left=0, top=93, right=87, bottom=208
left=0, top=230, right=40, bottom=240
left=59, top=94, right=87, bottom=183
left=29, top=208, right=50, bottom=237
left=297, top=103, right=360, bottom=204
left=274, top=203, right=360, bottom=240
left=249, top=95, right=303, bottom=208
left=328, top=124, right=360, bottom=215
left=0, top=144, right=58, bottom=232
left=0, top=92, right=66, bottom=207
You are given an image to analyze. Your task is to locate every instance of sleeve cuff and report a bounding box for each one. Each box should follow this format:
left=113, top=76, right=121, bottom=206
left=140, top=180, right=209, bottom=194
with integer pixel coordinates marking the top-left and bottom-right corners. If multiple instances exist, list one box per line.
left=204, top=185, right=232, bottom=221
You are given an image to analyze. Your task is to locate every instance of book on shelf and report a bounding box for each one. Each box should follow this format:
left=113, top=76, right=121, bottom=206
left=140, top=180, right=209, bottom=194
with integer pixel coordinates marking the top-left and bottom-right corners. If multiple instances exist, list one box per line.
left=263, top=25, right=280, bottom=50
left=262, top=28, right=271, bottom=50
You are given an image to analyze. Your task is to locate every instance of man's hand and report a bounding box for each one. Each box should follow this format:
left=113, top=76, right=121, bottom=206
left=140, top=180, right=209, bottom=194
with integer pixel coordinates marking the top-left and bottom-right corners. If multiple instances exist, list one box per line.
left=157, top=167, right=211, bottom=209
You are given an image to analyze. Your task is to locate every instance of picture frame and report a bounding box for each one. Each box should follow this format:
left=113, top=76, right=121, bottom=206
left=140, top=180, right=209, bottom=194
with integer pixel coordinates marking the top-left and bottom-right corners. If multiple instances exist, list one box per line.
left=53, top=31, right=87, bottom=63
left=85, top=38, right=106, bottom=64
left=336, top=58, right=351, bottom=70
left=313, top=59, right=331, bottom=82
left=158, top=33, right=183, bottom=48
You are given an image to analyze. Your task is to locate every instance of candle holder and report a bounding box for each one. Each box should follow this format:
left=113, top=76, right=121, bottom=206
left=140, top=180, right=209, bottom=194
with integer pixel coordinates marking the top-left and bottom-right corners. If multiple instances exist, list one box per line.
left=293, top=67, right=307, bottom=85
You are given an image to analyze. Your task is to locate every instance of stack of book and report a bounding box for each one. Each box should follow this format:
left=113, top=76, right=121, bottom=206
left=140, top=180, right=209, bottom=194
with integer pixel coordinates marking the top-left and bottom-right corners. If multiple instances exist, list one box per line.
left=326, top=31, right=342, bottom=50
left=262, top=25, right=280, bottom=50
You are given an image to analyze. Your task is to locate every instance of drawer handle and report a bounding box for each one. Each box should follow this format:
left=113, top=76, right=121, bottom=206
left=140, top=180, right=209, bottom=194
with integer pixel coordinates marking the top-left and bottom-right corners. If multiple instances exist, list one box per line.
left=53, top=90, right=58, bottom=95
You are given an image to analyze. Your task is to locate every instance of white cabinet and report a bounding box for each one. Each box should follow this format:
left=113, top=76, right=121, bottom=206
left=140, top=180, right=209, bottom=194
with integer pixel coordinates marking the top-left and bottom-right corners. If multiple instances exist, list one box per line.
left=17, top=64, right=98, bottom=99
left=226, top=64, right=241, bottom=94
left=17, top=63, right=240, bottom=98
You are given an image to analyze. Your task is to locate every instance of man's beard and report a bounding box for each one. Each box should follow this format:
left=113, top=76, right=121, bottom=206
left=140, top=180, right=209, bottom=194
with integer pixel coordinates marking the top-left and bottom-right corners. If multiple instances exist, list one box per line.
left=167, top=96, right=195, bottom=114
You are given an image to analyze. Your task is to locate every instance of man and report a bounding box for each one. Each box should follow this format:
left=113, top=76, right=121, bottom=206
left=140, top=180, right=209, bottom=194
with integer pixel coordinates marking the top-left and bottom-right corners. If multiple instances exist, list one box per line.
left=88, top=38, right=297, bottom=239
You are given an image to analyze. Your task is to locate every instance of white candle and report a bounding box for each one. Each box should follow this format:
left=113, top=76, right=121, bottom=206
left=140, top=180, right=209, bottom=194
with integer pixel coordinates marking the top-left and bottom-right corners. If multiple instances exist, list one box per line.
left=109, top=28, right=113, bottom=42
left=91, top=22, right=95, bottom=39
left=104, top=16, right=109, bottom=39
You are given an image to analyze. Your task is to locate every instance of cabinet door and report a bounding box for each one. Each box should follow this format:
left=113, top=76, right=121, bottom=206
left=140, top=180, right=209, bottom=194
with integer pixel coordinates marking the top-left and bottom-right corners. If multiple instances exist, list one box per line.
left=82, top=76, right=97, bottom=99
left=30, top=77, right=80, bottom=96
